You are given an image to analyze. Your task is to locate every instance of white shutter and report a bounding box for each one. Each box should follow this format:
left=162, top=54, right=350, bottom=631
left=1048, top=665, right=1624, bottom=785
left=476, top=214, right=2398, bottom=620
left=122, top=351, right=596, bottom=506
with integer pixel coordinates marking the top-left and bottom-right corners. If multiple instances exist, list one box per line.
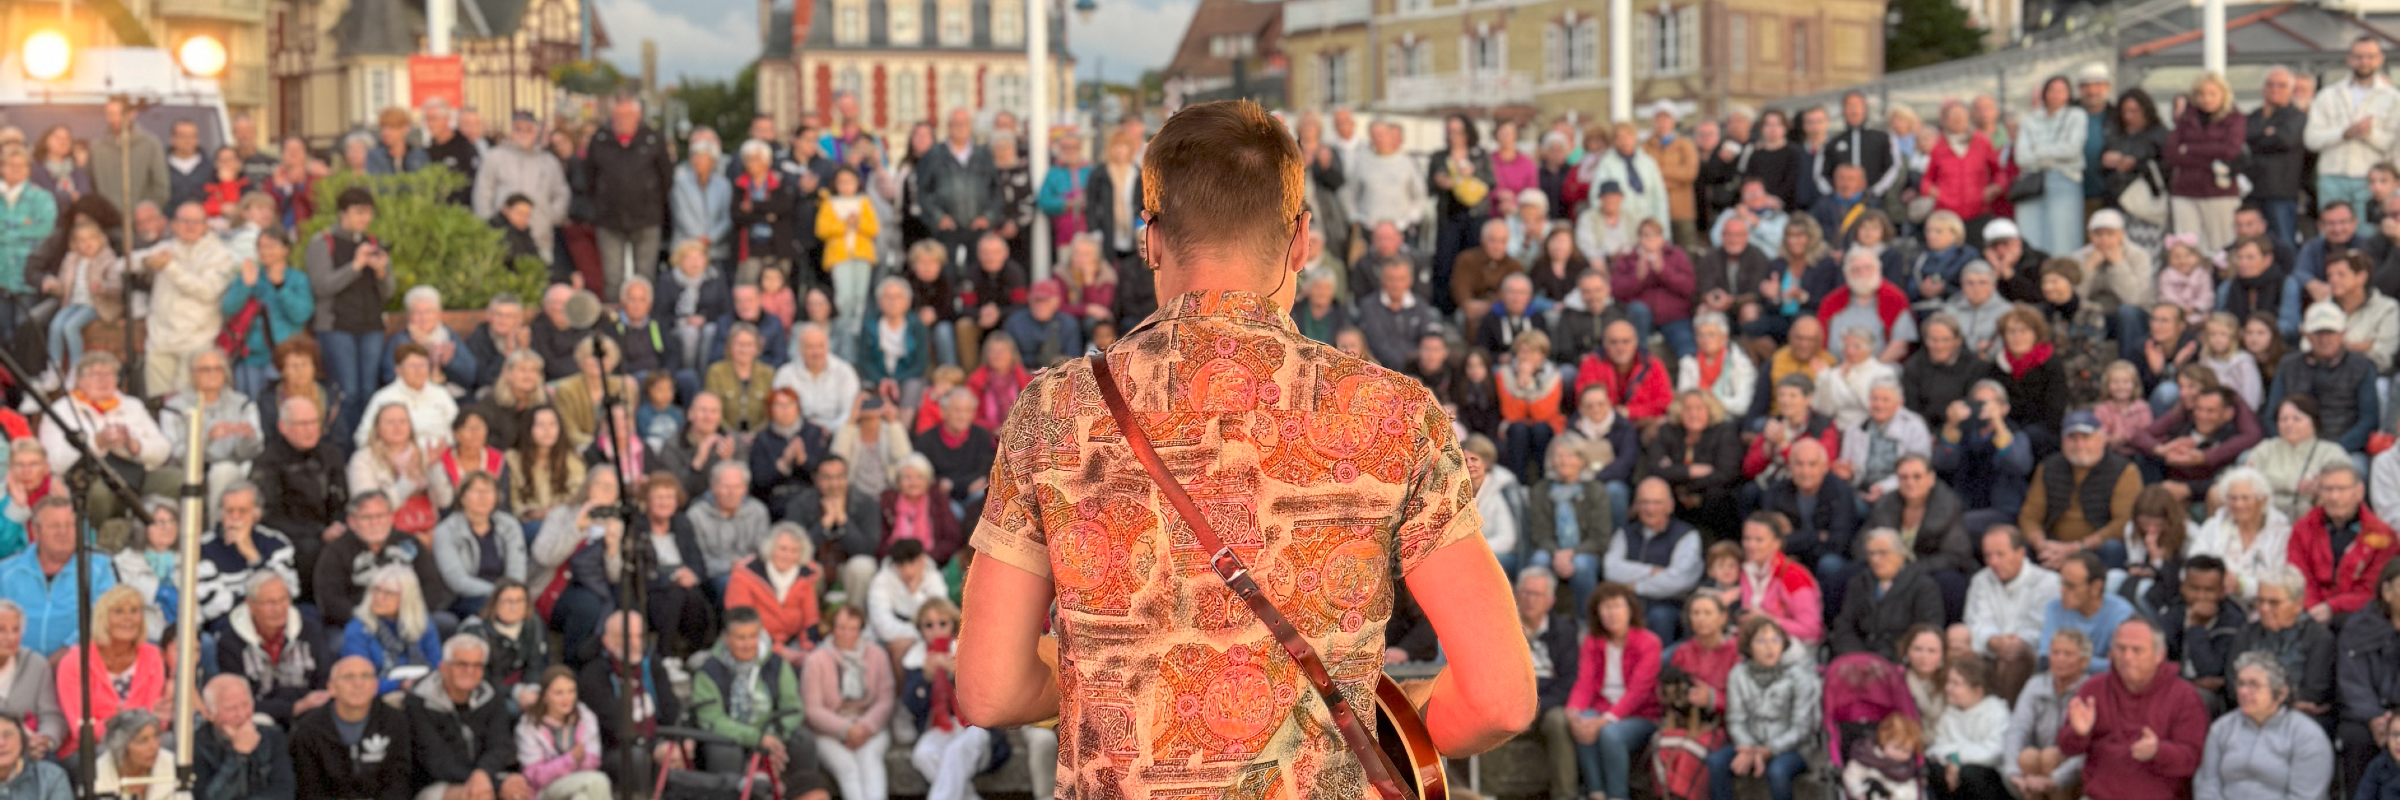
left=1633, top=11, right=1651, bottom=77
left=1679, top=6, right=1701, bottom=75
left=1545, top=24, right=1562, bottom=83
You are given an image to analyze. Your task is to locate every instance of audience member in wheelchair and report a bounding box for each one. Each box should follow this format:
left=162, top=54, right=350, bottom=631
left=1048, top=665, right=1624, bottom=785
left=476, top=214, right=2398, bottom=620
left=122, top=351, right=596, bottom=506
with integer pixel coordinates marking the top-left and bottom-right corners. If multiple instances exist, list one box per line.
left=690, top=605, right=831, bottom=800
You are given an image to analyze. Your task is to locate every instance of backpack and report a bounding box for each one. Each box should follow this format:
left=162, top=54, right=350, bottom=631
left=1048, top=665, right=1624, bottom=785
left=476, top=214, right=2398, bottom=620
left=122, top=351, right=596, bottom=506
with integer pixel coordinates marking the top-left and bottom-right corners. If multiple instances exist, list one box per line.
left=1654, top=666, right=1726, bottom=800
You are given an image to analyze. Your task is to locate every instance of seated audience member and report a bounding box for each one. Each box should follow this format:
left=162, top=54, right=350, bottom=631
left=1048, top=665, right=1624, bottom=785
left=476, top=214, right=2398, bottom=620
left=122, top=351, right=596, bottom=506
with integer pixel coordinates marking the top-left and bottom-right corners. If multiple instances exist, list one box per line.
left=54, top=585, right=167, bottom=756
left=1569, top=583, right=1664, bottom=800
left=1498, top=332, right=1568, bottom=481
left=2223, top=565, right=2335, bottom=719
left=1830, top=528, right=1945, bottom=658
left=2288, top=462, right=2398, bottom=623
left=896, top=572, right=1007, bottom=779
left=431, top=472, right=526, bottom=617
left=2112, top=488, right=2189, bottom=617
left=0, top=442, right=58, bottom=562
left=355, top=342, right=460, bottom=451
left=1958, top=526, right=2060, bottom=701
left=215, top=572, right=331, bottom=728
left=1737, top=512, right=1825, bottom=646
left=747, top=388, right=828, bottom=513
left=339, top=565, right=443, bottom=695
left=1476, top=274, right=1549, bottom=360
left=2040, top=551, right=2135, bottom=675
left=194, top=482, right=297, bottom=631
left=830, top=395, right=910, bottom=499
left=1553, top=269, right=1635, bottom=374
left=1817, top=249, right=1918, bottom=363
left=691, top=607, right=832, bottom=800
left=0, top=715, right=69, bottom=797
left=383, top=286, right=478, bottom=392
left=2190, top=467, right=2295, bottom=600
left=1530, top=444, right=1611, bottom=609
left=1465, top=434, right=1523, bottom=576
left=531, top=469, right=628, bottom=658
left=1992, top=306, right=2072, bottom=453
left=2056, top=618, right=2211, bottom=800
left=723, top=523, right=822, bottom=664
left=315, top=491, right=450, bottom=627
left=2195, top=652, right=2336, bottom=800
left=2335, top=560, right=2400, bottom=790
left=1901, top=624, right=1952, bottom=726
left=194, top=675, right=298, bottom=800
left=1746, top=375, right=1844, bottom=492
left=1515, top=567, right=1584, bottom=800
left=689, top=462, right=772, bottom=589
left=1708, top=617, right=1822, bottom=800
left=1867, top=455, right=1974, bottom=618
left=867, top=538, right=950, bottom=670
left=2262, top=302, right=2380, bottom=454
left=1673, top=594, right=1741, bottom=714
left=90, top=708, right=172, bottom=799
left=40, top=354, right=168, bottom=522
left=293, top=658, right=413, bottom=800
left=575, top=612, right=683, bottom=771
left=1932, top=380, right=2034, bottom=529
left=406, top=634, right=525, bottom=800
left=1639, top=390, right=1743, bottom=543
left=428, top=410, right=506, bottom=512
left=1575, top=319, right=1674, bottom=430
left=507, top=407, right=582, bottom=533
left=624, top=475, right=715, bottom=661
left=0, top=601, right=61, bottom=762
left=161, top=347, right=265, bottom=513
left=1841, top=380, right=1933, bottom=501
left=1763, top=439, right=1860, bottom=584
left=458, top=578, right=548, bottom=703
left=703, top=324, right=775, bottom=435
left=2129, top=383, right=2258, bottom=502
left=2003, top=628, right=2091, bottom=800
left=658, top=393, right=745, bottom=498
left=1002, top=281, right=1083, bottom=368
left=884, top=454, right=965, bottom=567
left=1927, top=657, right=2011, bottom=800
left=0, top=499, right=116, bottom=656
left=1951, top=245, right=2017, bottom=357
left=2241, top=396, right=2348, bottom=520
left=1905, top=313, right=1996, bottom=423
left=1603, top=479, right=1703, bottom=641
left=519, top=671, right=611, bottom=800
left=350, top=403, right=439, bottom=542
left=803, top=605, right=897, bottom=800
left=476, top=352, right=551, bottom=451
left=2019, top=411, right=2138, bottom=571
left=788, top=456, right=882, bottom=601
left=1557, top=384, right=1642, bottom=523
left=1680, top=312, right=1758, bottom=417
left=912, top=389, right=998, bottom=519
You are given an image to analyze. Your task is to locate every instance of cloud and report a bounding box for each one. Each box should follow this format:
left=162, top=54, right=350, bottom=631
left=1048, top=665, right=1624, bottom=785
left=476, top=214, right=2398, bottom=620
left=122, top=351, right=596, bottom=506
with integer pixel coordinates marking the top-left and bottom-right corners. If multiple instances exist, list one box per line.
left=1068, top=0, right=1196, bottom=83
left=596, top=0, right=762, bottom=84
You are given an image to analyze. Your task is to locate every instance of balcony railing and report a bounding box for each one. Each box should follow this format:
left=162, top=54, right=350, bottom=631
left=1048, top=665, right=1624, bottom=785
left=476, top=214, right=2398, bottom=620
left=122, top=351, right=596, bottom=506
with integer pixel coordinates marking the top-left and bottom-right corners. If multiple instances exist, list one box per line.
left=1381, top=71, right=1534, bottom=110
left=1284, top=0, right=1372, bottom=32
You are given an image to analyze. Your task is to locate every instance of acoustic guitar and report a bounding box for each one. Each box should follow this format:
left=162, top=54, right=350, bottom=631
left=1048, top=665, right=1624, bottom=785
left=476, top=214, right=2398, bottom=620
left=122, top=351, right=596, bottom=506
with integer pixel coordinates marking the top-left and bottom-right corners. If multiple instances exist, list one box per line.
left=1373, top=672, right=1449, bottom=800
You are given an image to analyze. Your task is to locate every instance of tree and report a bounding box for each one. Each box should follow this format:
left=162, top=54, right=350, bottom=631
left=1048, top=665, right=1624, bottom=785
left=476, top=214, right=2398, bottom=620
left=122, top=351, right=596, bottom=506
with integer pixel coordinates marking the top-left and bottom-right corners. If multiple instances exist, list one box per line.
left=1886, top=0, right=1985, bottom=72
left=672, top=61, right=761, bottom=143
left=299, top=169, right=547, bottom=310
left=553, top=60, right=629, bottom=96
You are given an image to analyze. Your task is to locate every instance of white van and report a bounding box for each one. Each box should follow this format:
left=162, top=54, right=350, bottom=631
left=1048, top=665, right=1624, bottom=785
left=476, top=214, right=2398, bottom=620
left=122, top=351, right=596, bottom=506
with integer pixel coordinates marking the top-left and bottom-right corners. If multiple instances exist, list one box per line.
left=0, top=46, right=232, bottom=151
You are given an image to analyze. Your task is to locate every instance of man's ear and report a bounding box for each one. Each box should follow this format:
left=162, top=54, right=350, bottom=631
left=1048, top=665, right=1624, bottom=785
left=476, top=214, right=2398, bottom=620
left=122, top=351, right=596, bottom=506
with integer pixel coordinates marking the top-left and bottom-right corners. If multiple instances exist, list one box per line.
left=1286, top=209, right=1314, bottom=274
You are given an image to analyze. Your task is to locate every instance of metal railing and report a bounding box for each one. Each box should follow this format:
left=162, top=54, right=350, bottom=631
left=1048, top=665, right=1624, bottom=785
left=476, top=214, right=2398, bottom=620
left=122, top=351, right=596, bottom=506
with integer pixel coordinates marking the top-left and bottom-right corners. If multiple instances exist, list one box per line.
left=1382, top=70, right=1537, bottom=110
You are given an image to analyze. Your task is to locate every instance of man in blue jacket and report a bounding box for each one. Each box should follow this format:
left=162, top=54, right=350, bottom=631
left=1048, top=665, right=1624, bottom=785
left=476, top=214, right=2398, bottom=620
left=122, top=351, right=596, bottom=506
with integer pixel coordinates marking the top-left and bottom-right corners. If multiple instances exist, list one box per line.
left=0, top=497, right=118, bottom=655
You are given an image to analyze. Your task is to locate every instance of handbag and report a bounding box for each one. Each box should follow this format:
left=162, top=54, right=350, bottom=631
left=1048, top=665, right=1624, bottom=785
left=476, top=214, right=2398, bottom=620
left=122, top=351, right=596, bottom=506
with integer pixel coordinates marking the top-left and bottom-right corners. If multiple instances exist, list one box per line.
left=2006, top=172, right=2045, bottom=203
left=2118, top=162, right=2169, bottom=225
left=393, top=493, right=438, bottom=535
left=1087, top=353, right=1445, bottom=800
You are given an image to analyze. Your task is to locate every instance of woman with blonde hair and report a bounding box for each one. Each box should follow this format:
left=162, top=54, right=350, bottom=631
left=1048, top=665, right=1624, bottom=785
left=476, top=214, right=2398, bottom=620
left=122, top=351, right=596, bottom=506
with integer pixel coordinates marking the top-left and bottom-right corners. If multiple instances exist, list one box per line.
left=54, top=584, right=170, bottom=755
left=1057, top=233, right=1117, bottom=337
left=1644, top=388, right=1745, bottom=535
left=338, top=564, right=440, bottom=694
left=550, top=335, right=626, bottom=446
left=2166, top=72, right=2248, bottom=253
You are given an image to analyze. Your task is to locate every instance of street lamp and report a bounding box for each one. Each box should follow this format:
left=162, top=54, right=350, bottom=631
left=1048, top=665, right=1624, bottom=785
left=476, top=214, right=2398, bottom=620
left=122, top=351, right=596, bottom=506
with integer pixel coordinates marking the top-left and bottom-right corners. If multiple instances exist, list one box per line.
left=177, top=34, right=228, bottom=78
left=23, top=31, right=71, bottom=81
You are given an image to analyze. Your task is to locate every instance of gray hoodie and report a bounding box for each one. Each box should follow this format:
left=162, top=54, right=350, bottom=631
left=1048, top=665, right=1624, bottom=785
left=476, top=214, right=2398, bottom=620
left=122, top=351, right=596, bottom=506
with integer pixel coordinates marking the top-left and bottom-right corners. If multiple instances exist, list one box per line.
left=431, top=510, right=529, bottom=604
left=1727, top=659, right=1821, bottom=753
left=2195, top=706, right=2335, bottom=800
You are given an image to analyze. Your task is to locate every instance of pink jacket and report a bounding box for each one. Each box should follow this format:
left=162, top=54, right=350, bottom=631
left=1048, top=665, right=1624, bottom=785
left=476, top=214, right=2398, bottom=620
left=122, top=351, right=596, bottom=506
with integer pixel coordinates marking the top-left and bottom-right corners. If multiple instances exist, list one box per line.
left=2156, top=264, right=2216, bottom=325
left=54, top=643, right=167, bottom=756
left=1740, top=554, right=1824, bottom=644
left=802, top=642, right=898, bottom=739
left=2093, top=399, right=2153, bottom=453
left=517, top=704, right=604, bottom=790
left=1568, top=629, right=1663, bottom=721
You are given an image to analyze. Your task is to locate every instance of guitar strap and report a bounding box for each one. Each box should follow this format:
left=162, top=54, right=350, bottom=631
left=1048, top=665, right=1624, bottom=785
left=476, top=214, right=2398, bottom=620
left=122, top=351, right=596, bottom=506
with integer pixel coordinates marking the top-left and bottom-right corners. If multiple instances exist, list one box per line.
left=1086, top=352, right=1413, bottom=800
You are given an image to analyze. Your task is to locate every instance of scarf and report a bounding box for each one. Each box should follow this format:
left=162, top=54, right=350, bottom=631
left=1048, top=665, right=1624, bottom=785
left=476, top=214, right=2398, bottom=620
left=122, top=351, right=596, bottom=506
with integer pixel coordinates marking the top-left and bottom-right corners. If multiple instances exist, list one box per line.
left=2007, top=342, right=2055, bottom=380
left=767, top=561, right=801, bottom=601
left=721, top=644, right=768, bottom=724
left=927, top=640, right=958, bottom=732
left=75, top=391, right=119, bottom=415
left=1697, top=349, right=1726, bottom=390
left=373, top=617, right=415, bottom=671
left=1550, top=483, right=1584, bottom=550
left=2044, top=292, right=2082, bottom=323
left=835, top=641, right=870, bottom=702
left=1619, top=150, right=1645, bottom=193
left=891, top=495, right=932, bottom=548
left=670, top=268, right=706, bottom=318
left=142, top=551, right=175, bottom=585
left=1501, top=364, right=1560, bottom=404
left=2228, top=266, right=2289, bottom=320
left=258, top=623, right=287, bottom=665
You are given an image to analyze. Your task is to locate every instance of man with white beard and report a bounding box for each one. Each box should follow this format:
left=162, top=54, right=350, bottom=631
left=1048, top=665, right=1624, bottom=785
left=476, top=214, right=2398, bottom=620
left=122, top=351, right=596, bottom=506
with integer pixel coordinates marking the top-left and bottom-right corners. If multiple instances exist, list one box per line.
left=1820, top=249, right=1918, bottom=363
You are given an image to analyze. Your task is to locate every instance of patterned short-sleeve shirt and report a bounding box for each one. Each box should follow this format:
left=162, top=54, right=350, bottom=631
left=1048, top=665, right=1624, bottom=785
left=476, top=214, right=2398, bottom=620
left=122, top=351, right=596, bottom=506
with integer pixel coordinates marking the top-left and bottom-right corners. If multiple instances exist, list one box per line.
left=973, top=290, right=1482, bottom=800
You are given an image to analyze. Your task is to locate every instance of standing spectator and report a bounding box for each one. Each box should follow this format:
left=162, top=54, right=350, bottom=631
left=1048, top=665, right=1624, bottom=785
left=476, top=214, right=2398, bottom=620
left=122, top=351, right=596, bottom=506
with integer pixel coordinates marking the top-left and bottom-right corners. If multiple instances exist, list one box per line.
left=293, top=657, right=413, bottom=800
left=1427, top=115, right=1497, bottom=313
left=2016, top=76, right=2089, bottom=255
left=25, top=126, right=85, bottom=205
left=731, top=140, right=803, bottom=288
left=307, top=188, right=395, bottom=438
left=0, top=148, right=55, bottom=344
left=2056, top=618, right=2211, bottom=800
left=219, top=227, right=312, bottom=399
left=421, top=100, right=479, bottom=204
left=1743, top=112, right=1806, bottom=213
left=474, top=113, right=569, bottom=264
left=917, top=109, right=1001, bottom=261
left=1825, top=92, right=1901, bottom=208
left=91, top=100, right=167, bottom=216
left=2305, top=37, right=2400, bottom=212
left=1921, top=102, right=2002, bottom=222
left=672, top=134, right=734, bottom=267
left=2166, top=73, right=2248, bottom=253
left=364, top=108, right=426, bottom=175
left=1647, top=108, right=1702, bottom=245
left=584, top=94, right=675, bottom=300
left=2248, top=69, right=2308, bottom=245
left=140, top=201, right=239, bottom=396
left=163, top=120, right=209, bottom=210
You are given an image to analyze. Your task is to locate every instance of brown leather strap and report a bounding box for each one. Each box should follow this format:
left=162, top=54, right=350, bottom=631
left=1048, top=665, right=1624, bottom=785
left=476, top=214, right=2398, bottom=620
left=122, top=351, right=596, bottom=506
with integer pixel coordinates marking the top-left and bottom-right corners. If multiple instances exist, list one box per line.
left=1087, top=353, right=1412, bottom=800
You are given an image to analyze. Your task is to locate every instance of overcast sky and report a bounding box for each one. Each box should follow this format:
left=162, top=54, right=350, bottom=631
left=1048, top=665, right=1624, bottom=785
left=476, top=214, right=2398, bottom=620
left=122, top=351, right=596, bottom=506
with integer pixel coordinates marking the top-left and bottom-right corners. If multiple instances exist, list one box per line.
left=602, top=0, right=1196, bottom=87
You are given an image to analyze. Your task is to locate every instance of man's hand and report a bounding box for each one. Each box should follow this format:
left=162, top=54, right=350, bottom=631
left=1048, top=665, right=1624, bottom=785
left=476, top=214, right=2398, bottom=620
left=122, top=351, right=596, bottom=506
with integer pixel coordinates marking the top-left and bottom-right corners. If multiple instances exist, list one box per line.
left=978, top=304, right=1002, bottom=328
left=2310, top=603, right=2336, bottom=623
left=1552, top=548, right=1576, bottom=577
left=2067, top=696, right=2096, bottom=738
left=2130, top=727, right=2159, bottom=762
left=1946, top=764, right=1962, bottom=789
left=464, top=771, right=495, bottom=800
left=1990, top=634, right=2026, bottom=658
left=498, top=776, right=532, bottom=800
left=1384, top=647, right=1410, bottom=665
left=297, top=689, right=334, bottom=714
left=971, top=216, right=991, bottom=231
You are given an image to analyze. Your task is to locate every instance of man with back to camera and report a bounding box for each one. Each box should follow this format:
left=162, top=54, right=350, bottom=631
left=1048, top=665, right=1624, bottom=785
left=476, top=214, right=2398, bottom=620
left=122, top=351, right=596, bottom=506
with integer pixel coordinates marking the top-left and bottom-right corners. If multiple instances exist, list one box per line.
left=957, top=101, right=1535, bottom=798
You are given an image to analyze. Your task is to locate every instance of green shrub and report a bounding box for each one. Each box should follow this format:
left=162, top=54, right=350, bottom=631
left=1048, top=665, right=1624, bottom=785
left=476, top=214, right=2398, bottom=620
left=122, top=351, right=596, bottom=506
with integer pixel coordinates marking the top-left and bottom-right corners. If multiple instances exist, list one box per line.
left=299, top=168, right=550, bottom=311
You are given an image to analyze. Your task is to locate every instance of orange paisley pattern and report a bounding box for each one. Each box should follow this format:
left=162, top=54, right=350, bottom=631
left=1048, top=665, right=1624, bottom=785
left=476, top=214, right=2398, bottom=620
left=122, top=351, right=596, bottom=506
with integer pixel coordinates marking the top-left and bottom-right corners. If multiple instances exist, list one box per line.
left=974, top=290, right=1481, bottom=800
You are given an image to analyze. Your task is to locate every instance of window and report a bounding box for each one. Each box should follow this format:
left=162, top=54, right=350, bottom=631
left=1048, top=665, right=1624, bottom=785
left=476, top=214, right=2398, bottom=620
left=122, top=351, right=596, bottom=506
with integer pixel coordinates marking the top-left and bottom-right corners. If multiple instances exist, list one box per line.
left=366, top=67, right=389, bottom=116
left=992, top=0, right=1023, bottom=46
left=1791, top=22, right=1808, bottom=71
left=939, top=0, right=970, bottom=45
left=890, top=0, right=921, bottom=45
left=1320, top=51, right=1351, bottom=106
left=835, top=0, right=867, bottom=43
left=1397, top=0, right=1430, bottom=14
left=1728, top=14, right=1745, bottom=72
left=942, top=67, right=971, bottom=112
left=895, top=70, right=924, bottom=125
left=838, top=66, right=865, bottom=99
left=1210, top=34, right=1257, bottom=60
left=1463, top=27, right=1503, bottom=76
left=1638, top=6, right=1699, bottom=76
left=1544, top=17, right=1597, bottom=82
left=1387, top=39, right=1431, bottom=80
left=988, top=71, right=1026, bottom=114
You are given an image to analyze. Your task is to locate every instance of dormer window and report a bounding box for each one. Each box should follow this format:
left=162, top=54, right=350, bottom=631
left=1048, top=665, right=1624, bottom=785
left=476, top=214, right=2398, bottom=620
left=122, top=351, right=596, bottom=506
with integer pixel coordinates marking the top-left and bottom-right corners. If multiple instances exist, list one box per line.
left=890, top=0, right=921, bottom=45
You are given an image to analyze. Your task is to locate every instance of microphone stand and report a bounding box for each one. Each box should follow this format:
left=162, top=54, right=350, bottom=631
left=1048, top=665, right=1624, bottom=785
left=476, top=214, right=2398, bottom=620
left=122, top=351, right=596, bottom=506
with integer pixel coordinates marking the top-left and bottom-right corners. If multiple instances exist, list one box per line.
left=0, top=341, right=151, bottom=800
left=588, top=326, right=653, bottom=800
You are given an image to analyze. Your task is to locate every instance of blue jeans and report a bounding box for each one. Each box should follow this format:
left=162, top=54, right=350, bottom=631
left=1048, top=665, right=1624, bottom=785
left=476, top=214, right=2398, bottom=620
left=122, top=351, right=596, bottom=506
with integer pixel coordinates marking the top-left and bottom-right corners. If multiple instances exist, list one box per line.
left=2321, top=175, right=2373, bottom=213
left=2258, top=197, right=2300, bottom=248
left=1657, top=318, right=1697, bottom=361
left=2115, top=305, right=2152, bottom=361
left=1504, top=423, right=1556, bottom=482
left=1604, top=481, right=1631, bottom=536
left=931, top=320, right=960, bottom=367
left=1577, top=716, right=1659, bottom=798
left=1565, top=552, right=1602, bottom=611
left=1708, top=747, right=1809, bottom=800
left=2019, top=171, right=2086, bottom=256
left=320, top=329, right=385, bottom=439
left=1645, top=598, right=1685, bottom=645
left=2149, top=380, right=2180, bottom=417
left=232, top=361, right=279, bottom=404
left=46, top=303, right=96, bottom=374
left=1627, top=302, right=1658, bottom=352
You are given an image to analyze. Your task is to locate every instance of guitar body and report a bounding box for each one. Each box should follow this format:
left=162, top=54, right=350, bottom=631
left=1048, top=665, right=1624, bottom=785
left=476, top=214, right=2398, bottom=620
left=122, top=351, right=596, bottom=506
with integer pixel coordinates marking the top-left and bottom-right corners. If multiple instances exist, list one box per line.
left=1372, top=672, right=1448, bottom=800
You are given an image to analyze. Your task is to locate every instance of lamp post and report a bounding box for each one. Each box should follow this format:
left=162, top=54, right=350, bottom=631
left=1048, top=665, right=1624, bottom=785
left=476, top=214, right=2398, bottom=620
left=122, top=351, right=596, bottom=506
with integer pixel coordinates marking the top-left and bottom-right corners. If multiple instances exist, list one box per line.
left=1030, top=0, right=1098, bottom=279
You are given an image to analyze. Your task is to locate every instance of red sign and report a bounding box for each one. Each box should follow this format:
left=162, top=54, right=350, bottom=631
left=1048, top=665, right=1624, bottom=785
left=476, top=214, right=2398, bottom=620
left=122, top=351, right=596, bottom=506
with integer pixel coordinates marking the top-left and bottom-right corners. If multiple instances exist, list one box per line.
left=410, top=55, right=465, bottom=109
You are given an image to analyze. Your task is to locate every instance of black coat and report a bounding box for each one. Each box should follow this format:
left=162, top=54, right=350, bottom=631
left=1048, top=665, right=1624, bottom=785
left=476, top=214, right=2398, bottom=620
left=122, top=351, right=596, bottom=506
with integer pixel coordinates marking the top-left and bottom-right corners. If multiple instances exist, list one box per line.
left=2224, top=618, right=2337, bottom=710
left=2004, top=356, right=2070, bottom=433
left=194, top=722, right=297, bottom=800
left=655, top=268, right=734, bottom=328
left=578, top=654, right=683, bottom=750
left=1764, top=475, right=1862, bottom=567
left=1902, top=350, right=1998, bottom=422
left=1535, top=611, right=1582, bottom=711
left=785, top=486, right=882, bottom=566
left=251, top=437, right=347, bottom=599
left=1083, top=165, right=1142, bottom=255
left=1829, top=563, right=1946, bottom=658
left=583, top=125, right=676, bottom=232
left=2338, top=608, right=2400, bottom=725
left=404, top=683, right=518, bottom=787
left=462, top=323, right=512, bottom=394
left=731, top=172, right=807, bottom=264
left=1864, top=481, right=1976, bottom=575
left=1640, top=422, right=1746, bottom=535
left=291, top=702, right=414, bottom=800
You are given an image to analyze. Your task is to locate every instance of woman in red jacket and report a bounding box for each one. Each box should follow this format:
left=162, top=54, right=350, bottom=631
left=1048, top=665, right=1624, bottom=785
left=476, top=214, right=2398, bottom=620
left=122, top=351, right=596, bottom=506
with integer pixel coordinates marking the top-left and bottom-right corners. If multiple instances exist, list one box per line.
left=1571, top=582, right=1665, bottom=800
left=2165, top=73, right=2249, bottom=254
left=1920, top=103, right=2003, bottom=222
left=721, top=523, right=821, bottom=664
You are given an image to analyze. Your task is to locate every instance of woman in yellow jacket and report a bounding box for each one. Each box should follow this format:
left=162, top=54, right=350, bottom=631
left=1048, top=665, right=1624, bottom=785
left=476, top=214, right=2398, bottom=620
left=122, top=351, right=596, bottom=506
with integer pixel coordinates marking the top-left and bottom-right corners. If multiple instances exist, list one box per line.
left=816, top=167, right=880, bottom=326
